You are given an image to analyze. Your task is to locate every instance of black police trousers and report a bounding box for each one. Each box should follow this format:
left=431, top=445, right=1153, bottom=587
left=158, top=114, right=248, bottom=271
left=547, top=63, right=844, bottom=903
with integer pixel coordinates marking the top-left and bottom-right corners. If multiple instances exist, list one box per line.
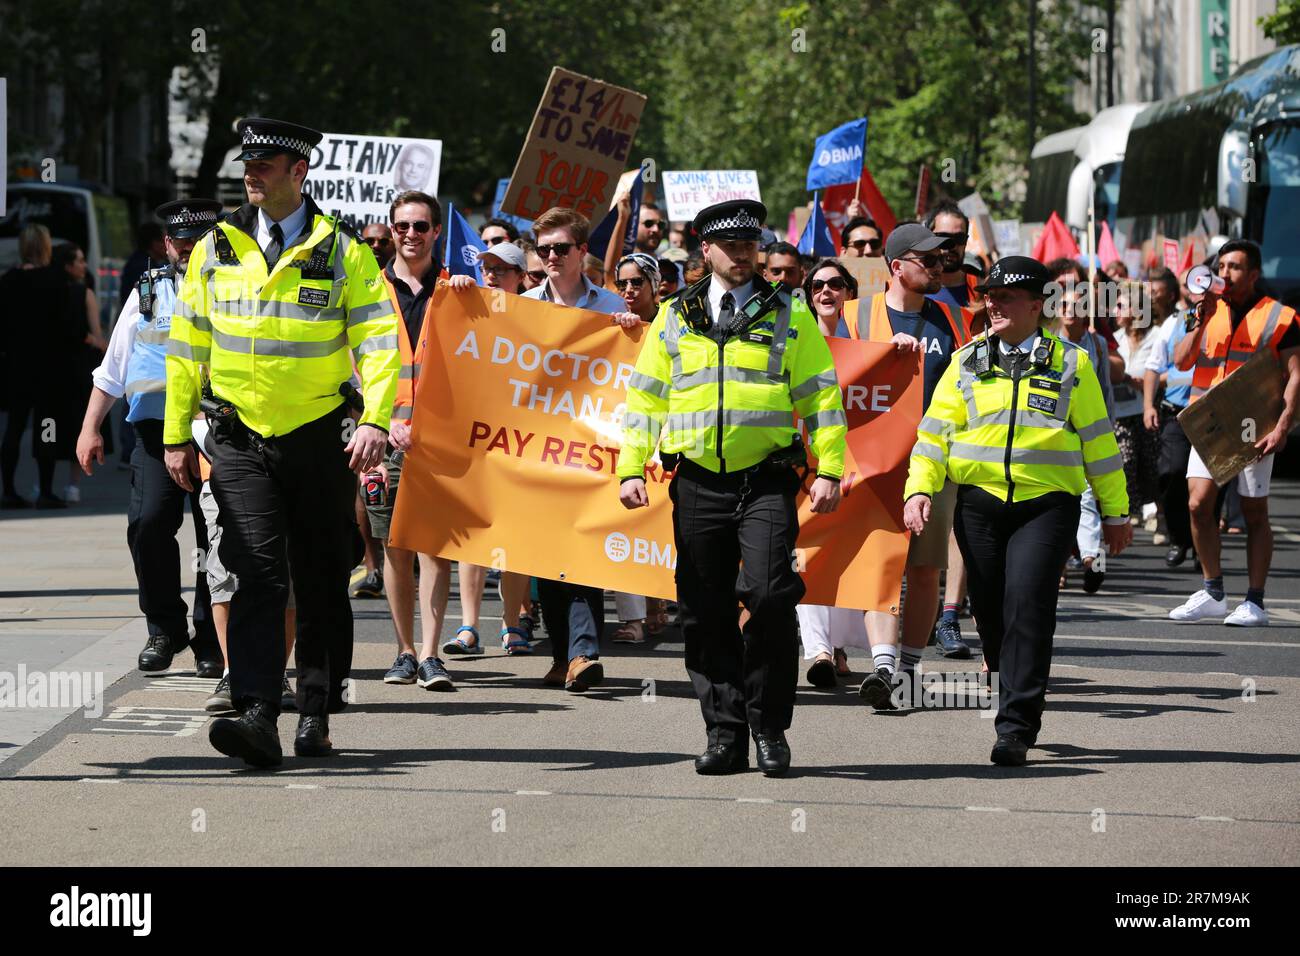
left=1157, top=406, right=1193, bottom=551
left=208, top=404, right=356, bottom=717
left=128, top=419, right=218, bottom=660
left=671, top=460, right=805, bottom=748
left=954, top=485, right=1080, bottom=743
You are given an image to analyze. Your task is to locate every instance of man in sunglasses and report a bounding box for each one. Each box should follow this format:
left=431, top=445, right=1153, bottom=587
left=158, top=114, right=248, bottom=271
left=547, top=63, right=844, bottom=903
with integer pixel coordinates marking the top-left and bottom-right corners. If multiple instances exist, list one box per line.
left=362, top=222, right=394, bottom=269
left=636, top=203, right=667, bottom=255
left=840, top=216, right=883, bottom=259
left=480, top=217, right=520, bottom=247
left=925, top=201, right=982, bottom=314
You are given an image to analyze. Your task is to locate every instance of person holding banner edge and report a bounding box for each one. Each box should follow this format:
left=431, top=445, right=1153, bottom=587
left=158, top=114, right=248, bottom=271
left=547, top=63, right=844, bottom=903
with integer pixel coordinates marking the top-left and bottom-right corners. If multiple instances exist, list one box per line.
left=618, top=199, right=847, bottom=778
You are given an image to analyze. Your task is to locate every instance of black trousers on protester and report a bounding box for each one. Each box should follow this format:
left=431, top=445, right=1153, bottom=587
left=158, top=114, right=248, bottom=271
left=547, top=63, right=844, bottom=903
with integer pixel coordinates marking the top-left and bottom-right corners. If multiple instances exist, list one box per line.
left=671, top=460, right=805, bottom=749
left=209, top=404, right=356, bottom=717
left=128, top=419, right=219, bottom=660
left=954, top=486, right=1080, bottom=743
left=1157, top=405, right=1193, bottom=551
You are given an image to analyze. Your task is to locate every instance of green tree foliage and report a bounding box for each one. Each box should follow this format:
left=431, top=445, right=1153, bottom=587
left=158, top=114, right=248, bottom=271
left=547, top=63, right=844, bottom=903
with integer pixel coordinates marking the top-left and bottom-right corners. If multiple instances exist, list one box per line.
left=1260, top=0, right=1300, bottom=44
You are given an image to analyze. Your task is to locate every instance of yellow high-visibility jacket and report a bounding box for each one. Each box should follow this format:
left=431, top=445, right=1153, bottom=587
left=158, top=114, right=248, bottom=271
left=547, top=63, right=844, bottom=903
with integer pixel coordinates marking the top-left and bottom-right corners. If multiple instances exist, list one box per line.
left=163, top=196, right=399, bottom=444
left=905, top=329, right=1129, bottom=517
left=619, top=277, right=847, bottom=479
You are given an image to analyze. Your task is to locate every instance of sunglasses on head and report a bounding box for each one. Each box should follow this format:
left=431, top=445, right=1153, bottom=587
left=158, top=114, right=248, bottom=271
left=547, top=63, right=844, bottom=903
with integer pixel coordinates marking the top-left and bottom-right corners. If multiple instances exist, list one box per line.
left=847, top=238, right=881, bottom=251
left=535, top=242, right=574, bottom=259
left=615, top=276, right=646, bottom=290
left=811, top=276, right=848, bottom=292
left=901, top=253, right=943, bottom=269
left=392, top=220, right=431, bottom=234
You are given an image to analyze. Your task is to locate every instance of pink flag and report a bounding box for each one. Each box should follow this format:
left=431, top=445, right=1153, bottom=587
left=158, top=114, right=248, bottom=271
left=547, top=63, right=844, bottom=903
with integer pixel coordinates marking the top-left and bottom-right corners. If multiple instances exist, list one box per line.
left=1097, top=221, right=1121, bottom=269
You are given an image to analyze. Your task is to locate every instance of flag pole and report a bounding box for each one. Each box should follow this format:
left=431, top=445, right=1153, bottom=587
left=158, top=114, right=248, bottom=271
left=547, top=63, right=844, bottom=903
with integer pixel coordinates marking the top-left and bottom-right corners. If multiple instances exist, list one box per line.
left=853, top=120, right=866, bottom=203
left=1086, top=189, right=1097, bottom=333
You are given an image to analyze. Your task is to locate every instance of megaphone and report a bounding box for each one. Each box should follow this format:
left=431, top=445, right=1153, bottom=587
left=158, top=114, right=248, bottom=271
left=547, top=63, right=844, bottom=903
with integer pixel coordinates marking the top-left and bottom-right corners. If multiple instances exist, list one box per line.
left=1186, top=264, right=1226, bottom=296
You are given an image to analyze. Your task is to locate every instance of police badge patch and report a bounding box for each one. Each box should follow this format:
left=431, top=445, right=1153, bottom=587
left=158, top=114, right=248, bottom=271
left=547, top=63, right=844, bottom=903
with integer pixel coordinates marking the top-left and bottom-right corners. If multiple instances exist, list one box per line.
left=298, top=287, right=330, bottom=308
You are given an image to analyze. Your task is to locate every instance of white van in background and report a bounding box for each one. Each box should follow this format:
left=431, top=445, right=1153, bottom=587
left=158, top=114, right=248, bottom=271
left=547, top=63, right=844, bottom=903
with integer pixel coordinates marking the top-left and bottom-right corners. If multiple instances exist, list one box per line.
left=0, top=182, right=132, bottom=326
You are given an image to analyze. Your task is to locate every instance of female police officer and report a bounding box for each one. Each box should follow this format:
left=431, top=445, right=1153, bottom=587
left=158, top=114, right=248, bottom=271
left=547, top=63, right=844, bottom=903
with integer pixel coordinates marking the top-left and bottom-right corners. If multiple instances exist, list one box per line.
left=902, top=256, right=1132, bottom=766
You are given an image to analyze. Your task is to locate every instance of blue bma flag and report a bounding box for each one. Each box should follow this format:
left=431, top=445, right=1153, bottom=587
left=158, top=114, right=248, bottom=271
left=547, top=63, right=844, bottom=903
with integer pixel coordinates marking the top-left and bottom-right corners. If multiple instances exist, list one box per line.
left=797, top=194, right=836, bottom=257
left=588, top=168, right=644, bottom=261
left=444, top=203, right=486, bottom=281
left=806, top=117, right=867, bottom=191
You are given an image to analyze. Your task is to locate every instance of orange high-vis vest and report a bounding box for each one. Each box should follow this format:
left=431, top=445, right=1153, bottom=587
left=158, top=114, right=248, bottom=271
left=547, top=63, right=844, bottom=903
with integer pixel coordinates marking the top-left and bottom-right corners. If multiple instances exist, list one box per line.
left=1189, top=296, right=1297, bottom=402
left=843, top=293, right=972, bottom=346
left=384, top=272, right=439, bottom=425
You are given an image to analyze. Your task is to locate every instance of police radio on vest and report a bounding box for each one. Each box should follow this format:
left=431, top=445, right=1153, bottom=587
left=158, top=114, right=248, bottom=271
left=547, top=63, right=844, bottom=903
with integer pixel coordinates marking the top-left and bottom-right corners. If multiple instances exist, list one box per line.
left=1186, top=265, right=1226, bottom=296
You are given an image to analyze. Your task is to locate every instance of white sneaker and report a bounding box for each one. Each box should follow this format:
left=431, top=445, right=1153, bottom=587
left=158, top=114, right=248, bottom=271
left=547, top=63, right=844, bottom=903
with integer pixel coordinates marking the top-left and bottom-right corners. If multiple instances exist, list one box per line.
left=1169, top=590, right=1229, bottom=622
left=1224, top=600, right=1268, bottom=627
left=64, top=485, right=81, bottom=504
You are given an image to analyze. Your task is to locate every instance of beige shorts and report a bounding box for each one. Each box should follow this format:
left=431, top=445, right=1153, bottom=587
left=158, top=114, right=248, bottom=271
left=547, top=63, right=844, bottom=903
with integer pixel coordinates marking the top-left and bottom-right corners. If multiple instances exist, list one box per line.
left=1186, top=446, right=1273, bottom=498
left=908, top=481, right=957, bottom=568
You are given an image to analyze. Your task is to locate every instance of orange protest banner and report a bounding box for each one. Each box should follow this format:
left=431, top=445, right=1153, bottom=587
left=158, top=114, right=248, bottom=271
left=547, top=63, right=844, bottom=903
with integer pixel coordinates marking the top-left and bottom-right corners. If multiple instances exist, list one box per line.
left=500, top=67, right=647, bottom=226
left=389, top=287, right=920, bottom=612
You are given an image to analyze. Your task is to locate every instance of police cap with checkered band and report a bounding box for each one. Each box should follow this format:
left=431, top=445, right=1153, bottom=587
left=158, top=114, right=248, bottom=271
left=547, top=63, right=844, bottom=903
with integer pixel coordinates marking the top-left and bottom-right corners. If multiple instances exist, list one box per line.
left=235, top=117, right=323, bottom=162
left=154, top=198, right=224, bottom=240
left=692, top=199, right=768, bottom=242
left=975, top=255, right=1054, bottom=296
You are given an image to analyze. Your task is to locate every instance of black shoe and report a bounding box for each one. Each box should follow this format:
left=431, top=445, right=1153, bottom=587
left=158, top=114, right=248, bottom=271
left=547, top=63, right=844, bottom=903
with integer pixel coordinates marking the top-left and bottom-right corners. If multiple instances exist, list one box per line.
left=990, top=733, right=1028, bottom=767
left=137, top=633, right=174, bottom=673
left=694, top=742, right=748, bottom=775
left=1165, top=545, right=1188, bottom=568
left=1082, top=560, right=1104, bottom=594
left=195, top=657, right=224, bottom=679
left=806, top=657, right=836, bottom=688
left=858, top=667, right=898, bottom=710
left=0, top=493, right=32, bottom=509
left=209, top=701, right=281, bottom=767
left=753, top=732, right=791, bottom=777
left=933, top=617, right=972, bottom=659
left=34, top=494, right=67, bottom=510
left=294, top=715, right=333, bottom=757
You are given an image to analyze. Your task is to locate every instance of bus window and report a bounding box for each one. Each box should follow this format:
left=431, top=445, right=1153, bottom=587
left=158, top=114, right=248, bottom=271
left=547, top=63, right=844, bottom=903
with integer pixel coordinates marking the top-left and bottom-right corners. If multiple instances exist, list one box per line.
left=1025, top=151, right=1075, bottom=223
left=1250, top=122, right=1300, bottom=307
left=0, top=188, right=91, bottom=269
left=1093, top=161, right=1122, bottom=232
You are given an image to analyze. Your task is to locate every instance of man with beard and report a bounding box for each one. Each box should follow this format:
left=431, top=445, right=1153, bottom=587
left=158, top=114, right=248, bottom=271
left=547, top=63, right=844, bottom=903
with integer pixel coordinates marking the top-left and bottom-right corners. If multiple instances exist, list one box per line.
left=76, top=199, right=226, bottom=677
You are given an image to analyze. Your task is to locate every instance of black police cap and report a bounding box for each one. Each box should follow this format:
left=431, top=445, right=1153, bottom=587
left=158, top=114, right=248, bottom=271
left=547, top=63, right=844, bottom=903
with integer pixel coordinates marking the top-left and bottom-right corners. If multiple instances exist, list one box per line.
left=235, top=117, right=323, bottom=162
left=693, top=199, right=767, bottom=242
left=154, top=199, right=224, bottom=240
left=975, top=255, right=1054, bottom=296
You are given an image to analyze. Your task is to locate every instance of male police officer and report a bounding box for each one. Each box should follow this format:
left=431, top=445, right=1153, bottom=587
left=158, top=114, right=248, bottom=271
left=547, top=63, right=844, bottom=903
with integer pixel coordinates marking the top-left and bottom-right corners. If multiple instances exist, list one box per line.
left=164, top=118, right=400, bottom=767
left=78, top=200, right=226, bottom=677
left=619, top=199, right=847, bottom=777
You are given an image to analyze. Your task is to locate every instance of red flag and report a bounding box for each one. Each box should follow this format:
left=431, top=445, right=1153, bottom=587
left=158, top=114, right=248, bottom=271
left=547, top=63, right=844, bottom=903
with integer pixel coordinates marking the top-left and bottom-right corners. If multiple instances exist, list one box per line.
left=823, top=166, right=898, bottom=252
left=1180, top=239, right=1196, bottom=275
left=1097, top=220, right=1121, bottom=269
left=914, top=164, right=931, bottom=220
left=1031, top=211, right=1080, bottom=263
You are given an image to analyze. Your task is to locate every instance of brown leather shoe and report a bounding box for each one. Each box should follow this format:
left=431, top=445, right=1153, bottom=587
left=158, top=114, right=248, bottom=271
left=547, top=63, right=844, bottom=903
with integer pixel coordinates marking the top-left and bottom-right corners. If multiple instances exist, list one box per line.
left=542, top=662, right=568, bottom=687
left=565, top=656, right=604, bottom=692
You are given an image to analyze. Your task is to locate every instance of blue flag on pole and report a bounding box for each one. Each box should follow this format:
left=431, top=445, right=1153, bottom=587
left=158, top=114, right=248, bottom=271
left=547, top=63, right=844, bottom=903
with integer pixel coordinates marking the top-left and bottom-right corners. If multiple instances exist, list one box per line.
left=444, top=203, right=486, bottom=281
left=492, top=178, right=534, bottom=234
left=805, top=117, right=868, bottom=191
left=587, top=168, right=644, bottom=261
left=797, top=194, right=837, bottom=257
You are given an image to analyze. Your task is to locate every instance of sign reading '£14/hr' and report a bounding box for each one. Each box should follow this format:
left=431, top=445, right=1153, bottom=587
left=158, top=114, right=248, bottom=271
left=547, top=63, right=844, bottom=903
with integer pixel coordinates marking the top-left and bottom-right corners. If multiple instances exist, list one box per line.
left=501, top=67, right=647, bottom=226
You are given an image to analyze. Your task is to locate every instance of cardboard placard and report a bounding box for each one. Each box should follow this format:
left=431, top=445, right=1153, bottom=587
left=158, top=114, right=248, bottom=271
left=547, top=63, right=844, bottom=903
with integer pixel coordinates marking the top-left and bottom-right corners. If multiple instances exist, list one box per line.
left=839, top=255, right=890, bottom=298
left=993, top=219, right=1022, bottom=256
left=662, top=170, right=761, bottom=222
left=501, top=67, right=646, bottom=227
left=1177, top=349, right=1285, bottom=485
left=1163, top=238, right=1181, bottom=272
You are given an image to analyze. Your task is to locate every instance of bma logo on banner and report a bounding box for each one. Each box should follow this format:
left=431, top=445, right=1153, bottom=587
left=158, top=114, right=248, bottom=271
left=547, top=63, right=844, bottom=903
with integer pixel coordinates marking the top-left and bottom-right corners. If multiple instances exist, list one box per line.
left=604, top=532, right=676, bottom=568
left=461, top=245, right=480, bottom=268
left=818, top=144, right=862, bottom=167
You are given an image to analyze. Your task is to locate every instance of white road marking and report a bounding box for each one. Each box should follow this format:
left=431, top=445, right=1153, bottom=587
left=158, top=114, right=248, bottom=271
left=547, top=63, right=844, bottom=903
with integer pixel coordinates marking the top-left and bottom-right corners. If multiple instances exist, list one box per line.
left=1195, top=816, right=1235, bottom=822
left=514, top=790, right=551, bottom=796
left=1055, top=635, right=1300, bottom=649
left=736, top=797, right=775, bottom=804
left=286, top=784, right=318, bottom=790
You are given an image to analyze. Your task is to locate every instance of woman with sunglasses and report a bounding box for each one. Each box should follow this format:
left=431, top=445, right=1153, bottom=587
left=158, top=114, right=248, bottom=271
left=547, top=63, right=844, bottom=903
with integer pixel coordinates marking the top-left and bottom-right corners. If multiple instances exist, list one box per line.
left=793, top=259, right=880, bottom=686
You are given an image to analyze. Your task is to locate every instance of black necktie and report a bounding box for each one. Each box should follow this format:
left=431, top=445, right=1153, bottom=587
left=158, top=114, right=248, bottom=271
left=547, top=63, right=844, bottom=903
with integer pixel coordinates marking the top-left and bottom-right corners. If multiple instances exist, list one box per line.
left=265, top=223, right=284, bottom=268
left=718, top=292, right=735, bottom=330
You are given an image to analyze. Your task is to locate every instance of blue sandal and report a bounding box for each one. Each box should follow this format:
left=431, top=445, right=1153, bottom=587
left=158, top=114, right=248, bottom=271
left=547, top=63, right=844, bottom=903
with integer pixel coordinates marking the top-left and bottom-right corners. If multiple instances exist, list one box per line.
left=442, top=625, right=483, bottom=656
left=501, top=626, right=532, bottom=656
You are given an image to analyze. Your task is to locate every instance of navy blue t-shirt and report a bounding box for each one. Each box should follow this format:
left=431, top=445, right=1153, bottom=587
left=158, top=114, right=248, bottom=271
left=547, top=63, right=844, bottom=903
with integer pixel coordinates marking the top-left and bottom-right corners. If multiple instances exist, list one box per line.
left=887, top=300, right=958, bottom=411
left=930, top=280, right=970, bottom=313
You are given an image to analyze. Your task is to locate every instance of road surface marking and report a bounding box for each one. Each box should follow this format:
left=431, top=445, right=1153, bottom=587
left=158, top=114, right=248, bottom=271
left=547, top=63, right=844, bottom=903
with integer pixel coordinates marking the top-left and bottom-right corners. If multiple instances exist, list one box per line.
left=965, top=806, right=1010, bottom=812
left=1056, top=635, right=1300, bottom=649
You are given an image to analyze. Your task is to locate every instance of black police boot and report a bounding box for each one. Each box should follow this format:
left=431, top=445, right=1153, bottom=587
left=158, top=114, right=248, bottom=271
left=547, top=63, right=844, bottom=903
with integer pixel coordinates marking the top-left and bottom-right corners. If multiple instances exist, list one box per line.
left=1165, top=545, right=1188, bottom=568
left=990, top=734, right=1029, bottom=767
left=137, top=633, right=175, bottom=673
left=753, top=732, right=791, bottom=777
left=294, top=715, right=333, bottom=757
left=694, top=741, right=748, bottom=775
left=209, top=700, right=281, bottom=767
left=195, top=656, right=224, bottom=679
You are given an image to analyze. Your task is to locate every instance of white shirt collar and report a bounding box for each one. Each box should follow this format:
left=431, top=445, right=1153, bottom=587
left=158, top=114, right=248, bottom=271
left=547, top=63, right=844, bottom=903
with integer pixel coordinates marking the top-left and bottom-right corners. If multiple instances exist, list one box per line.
left=998, top=331, right=1040, bottom=355
left=708, top=276, right=754, bottom=321
left=256, top=199, right=310, bottom=253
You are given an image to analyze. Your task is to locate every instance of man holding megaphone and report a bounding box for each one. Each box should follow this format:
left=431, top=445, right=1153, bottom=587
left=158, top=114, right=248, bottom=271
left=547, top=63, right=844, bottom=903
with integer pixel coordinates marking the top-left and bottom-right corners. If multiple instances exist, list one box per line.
left=1170, top=239, right=1300, bottom=627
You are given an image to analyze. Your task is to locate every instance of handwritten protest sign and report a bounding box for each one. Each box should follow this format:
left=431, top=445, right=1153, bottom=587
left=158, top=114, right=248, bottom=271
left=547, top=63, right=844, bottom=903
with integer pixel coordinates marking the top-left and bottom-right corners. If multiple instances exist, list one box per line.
left=501, top=67, right=646, bottom=226
left=839, top=256, right=890, bottom=298
left=301, top=133, right=442, bottom=229
left=662, top=170, right=762, bottom=222
left=390, top=288, right=919, bottom=610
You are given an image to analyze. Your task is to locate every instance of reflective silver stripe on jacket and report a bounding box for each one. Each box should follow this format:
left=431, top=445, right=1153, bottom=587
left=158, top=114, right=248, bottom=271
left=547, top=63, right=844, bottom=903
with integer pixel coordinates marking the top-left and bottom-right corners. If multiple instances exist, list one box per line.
left=805, top=409, right=847, bottom=432
left=628, top=371, right=670, bottom=399
left=624, top=412, right=665, bottom=434
left=1075, top=417, right=1113, bottom=443
left=665, top=408, right=794, bottom=432
left=354, top=334, right=399, bottom=356
left=912, top=440, right=946, bottom=461
left=167, top=338, right=211, bottom=363
left=1084, top=451, right=1124, bottom=477
left=135, top=325, right=171, bottom=346
left=949, top=441, right=1083, bottom=468
left=212, top=329, right=348, bottom=358
left=790, top=369, right=839, bottom=402
left=673, top=364, right=780, bottom=391
left=347, top=299, right=394, bottom=327
left=124, top=378, right=166, bottom=396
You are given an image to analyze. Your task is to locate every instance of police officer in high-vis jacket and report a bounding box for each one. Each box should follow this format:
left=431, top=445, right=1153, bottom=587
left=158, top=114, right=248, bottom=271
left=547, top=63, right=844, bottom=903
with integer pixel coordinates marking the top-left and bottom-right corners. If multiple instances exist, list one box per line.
left=619, top=199, right=847, bottom=777
left=77, top=199, right=225, bottom=678
left=163, top=118, right=400, bottom=767
left=903, top=256, right=1132, bottom=766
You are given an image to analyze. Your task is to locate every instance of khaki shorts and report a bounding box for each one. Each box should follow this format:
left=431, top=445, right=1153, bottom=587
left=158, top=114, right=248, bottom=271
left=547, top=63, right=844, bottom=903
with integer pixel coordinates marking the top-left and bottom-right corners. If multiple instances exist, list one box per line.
left=908, top=481, right=957, bottom=568
left=363, top=450, right=403, bottom=542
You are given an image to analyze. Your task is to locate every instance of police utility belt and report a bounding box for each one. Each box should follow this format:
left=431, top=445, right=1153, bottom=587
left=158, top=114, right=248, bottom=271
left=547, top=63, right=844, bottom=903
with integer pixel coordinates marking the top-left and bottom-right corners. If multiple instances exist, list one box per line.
left=201, top=381, right=365, bottom=453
